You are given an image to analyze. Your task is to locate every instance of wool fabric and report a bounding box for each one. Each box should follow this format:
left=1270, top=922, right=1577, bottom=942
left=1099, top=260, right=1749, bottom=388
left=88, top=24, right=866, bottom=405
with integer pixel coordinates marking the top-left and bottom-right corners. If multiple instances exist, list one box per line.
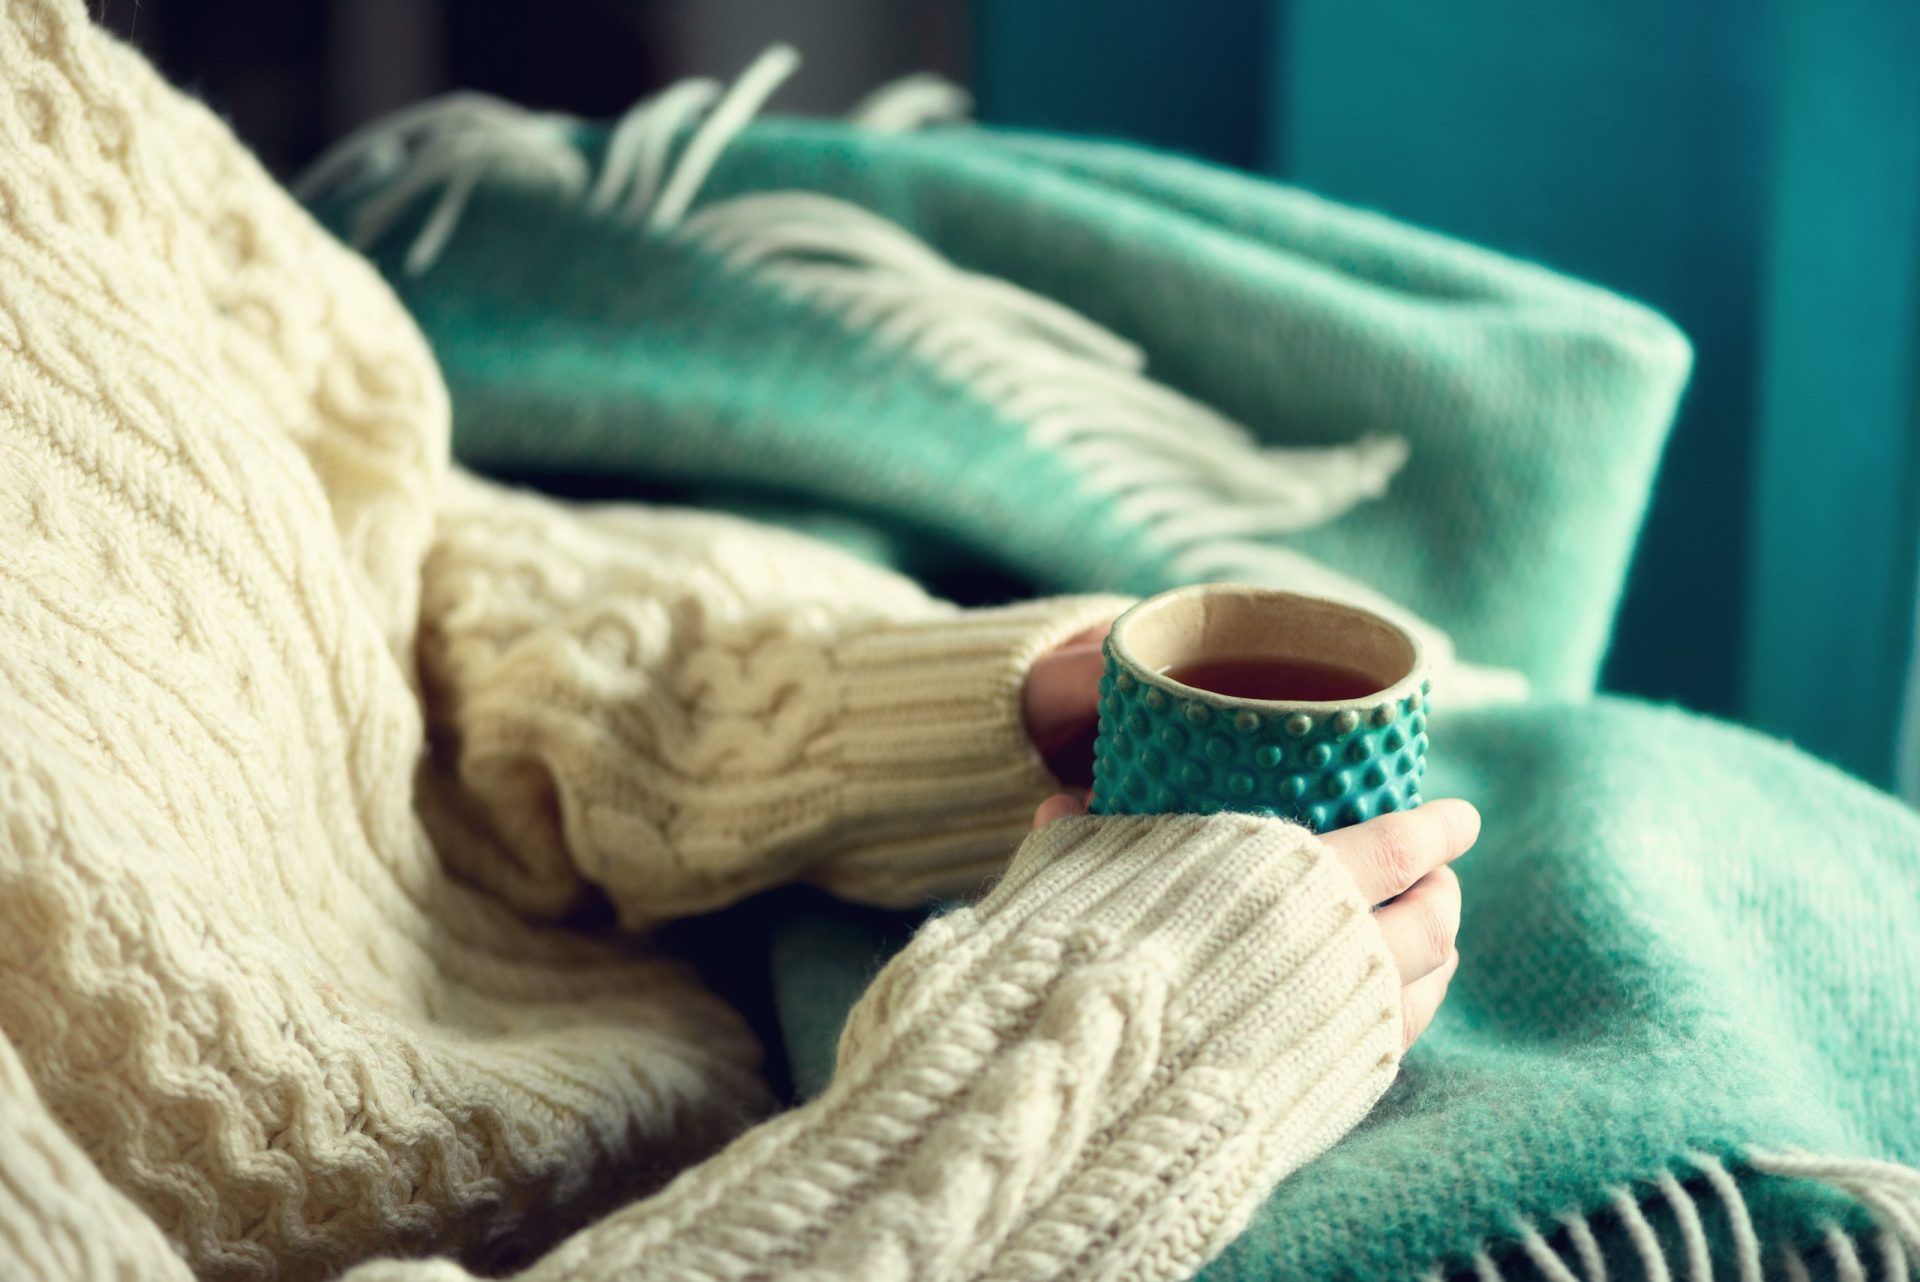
left=0, top=6, right=1405, bottom=1280
left=299, top=64, right=1691, bottom=704
left=782, top=700, right=1920, bottom=1280
left=285, top=41, right=1920, bottom=1282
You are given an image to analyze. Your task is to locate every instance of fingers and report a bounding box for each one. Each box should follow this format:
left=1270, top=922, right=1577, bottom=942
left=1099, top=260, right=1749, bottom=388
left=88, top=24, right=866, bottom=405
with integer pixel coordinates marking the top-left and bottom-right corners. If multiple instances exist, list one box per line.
left=1029, top=789, right=1469, bottom=1050
left=1400, top=948, right=1460, bottom=1050
left=1033, top=794, right=1089, bottom=828
left=1321, top=798, right=1480, bottom=905
left=1372, top=864, right=1461, bottom=986
left=1023, top=626, right=1114, bottom=789
left=1021, top=636, right=1108, bottom=754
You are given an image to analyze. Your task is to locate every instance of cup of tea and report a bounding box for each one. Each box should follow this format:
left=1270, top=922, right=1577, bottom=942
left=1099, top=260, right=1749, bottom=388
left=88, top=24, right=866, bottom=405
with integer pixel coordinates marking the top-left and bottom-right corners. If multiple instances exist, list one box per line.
left=1090, top=584, right=1430, bottom=830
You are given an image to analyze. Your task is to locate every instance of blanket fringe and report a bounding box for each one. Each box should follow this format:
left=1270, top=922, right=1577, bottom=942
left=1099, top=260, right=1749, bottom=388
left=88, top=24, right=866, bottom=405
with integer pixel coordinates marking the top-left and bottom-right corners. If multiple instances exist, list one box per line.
left=295, top=92, right=592, bottom=277
left=1438, top=1149, right=1920, bottom=1282
left=296, top=47, right=1538, bottom=703
left=678, top=189, right=1410, bottom=541
left=847, top=72, right=972, bottom=132
left=297, top=62, right=1423, bottom=561
left=1559, top=1209, right=1610, bottom=1282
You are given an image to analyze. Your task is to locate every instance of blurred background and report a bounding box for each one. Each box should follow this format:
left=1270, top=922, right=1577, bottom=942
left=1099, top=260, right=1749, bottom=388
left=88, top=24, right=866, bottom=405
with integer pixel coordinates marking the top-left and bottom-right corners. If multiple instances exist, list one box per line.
left=100, top=0, right=1920, bottom=801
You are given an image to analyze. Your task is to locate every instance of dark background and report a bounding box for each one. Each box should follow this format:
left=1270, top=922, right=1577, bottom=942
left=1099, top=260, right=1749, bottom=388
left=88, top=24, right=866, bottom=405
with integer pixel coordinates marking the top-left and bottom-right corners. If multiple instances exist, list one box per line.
left=96, top=0, right=970, bottom=178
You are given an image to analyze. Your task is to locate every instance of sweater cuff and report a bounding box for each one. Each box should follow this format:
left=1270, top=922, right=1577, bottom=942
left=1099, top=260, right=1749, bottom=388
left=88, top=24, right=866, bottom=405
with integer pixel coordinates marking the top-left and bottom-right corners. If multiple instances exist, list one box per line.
left=830, top=811, right=1404, bottom=1278
left=916, top=811, right=1402, bottom=1099
left=809, top=594, right=1132, bottom=906
left=343, top=814, right=1399, bottom=1282
left=783, top=812, right=1400, bottom=1282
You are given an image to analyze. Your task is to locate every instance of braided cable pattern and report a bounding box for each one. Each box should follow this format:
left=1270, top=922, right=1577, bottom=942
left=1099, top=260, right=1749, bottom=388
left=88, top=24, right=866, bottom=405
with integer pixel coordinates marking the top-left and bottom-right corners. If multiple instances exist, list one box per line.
left=345, top=815, right=1399, bottom=1282
left=0, top=3, right=757, bottom=1276
left=0, top=4, right=1403, bottom=1280
left=422, top=473, right=1128, bottom=924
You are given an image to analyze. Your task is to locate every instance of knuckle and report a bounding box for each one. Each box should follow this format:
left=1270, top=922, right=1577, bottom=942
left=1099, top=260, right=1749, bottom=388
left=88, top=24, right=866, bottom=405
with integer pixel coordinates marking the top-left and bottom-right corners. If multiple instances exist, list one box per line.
left=1371, top=823, right=1425, bottom=894
left=1417, top=900, right=1453, bottom=964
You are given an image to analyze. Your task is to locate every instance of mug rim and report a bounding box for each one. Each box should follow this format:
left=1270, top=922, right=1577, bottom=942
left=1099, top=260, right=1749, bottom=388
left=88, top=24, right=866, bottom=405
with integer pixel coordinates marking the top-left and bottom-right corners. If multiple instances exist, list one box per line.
left=1107, top=584, right=1429, bottom=713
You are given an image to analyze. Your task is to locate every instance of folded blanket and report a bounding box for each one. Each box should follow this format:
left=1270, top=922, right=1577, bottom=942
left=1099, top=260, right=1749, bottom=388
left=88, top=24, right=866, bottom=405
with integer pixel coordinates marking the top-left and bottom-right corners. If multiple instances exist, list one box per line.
left=301, top=49, right=1689, bottom=700
left=301, top=51, right=1917, bottom=1280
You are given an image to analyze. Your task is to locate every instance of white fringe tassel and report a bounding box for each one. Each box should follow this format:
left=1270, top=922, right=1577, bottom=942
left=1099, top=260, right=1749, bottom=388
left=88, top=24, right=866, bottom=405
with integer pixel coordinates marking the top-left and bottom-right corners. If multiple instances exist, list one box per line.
left=680, top=189, right=1411, bottom=539
left=295, top=91, right=593, bottom=277
left=296, top=45, right=1537, bottom=705
left=1517, top=1220, right=1585, bottom=1282
left=1560, top=1208, right=1611, bottom=1282
left=1749, top=1150, right=1920, bottom=1274
left=1438, top=1149, right=1920, bottom=1282
left=1609, top=1184, right=1675, bottom=1282
left=296, top=45, right=806, bottom=272
left=847, top=72, right=972, bottom=132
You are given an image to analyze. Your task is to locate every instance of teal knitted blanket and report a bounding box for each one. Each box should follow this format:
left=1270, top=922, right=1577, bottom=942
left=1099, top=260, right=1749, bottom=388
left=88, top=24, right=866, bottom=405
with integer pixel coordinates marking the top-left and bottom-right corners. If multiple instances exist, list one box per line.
left=302, top=55, right=1920, bottom=1282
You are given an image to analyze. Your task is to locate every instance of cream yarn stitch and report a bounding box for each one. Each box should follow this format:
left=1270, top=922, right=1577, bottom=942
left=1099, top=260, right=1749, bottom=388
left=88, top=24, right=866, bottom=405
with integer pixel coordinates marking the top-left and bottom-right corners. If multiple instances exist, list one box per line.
left=0, top=4, right=1401, bottom=1280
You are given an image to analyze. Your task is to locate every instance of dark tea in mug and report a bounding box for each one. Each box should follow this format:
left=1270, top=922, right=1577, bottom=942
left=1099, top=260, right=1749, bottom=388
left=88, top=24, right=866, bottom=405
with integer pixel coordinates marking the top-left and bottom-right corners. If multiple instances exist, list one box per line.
left=1161, top=656, right=1382, bottom=703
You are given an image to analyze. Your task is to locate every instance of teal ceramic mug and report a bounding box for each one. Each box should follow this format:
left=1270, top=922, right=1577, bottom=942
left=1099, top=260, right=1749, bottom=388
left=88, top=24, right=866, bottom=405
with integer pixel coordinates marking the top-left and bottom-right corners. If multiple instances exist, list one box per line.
left=1090, top=585, right=1430, bottom=830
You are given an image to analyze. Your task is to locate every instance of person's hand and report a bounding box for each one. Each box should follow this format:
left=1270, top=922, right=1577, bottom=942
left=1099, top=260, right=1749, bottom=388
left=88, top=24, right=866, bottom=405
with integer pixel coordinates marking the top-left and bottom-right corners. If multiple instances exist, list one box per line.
left=1032, top=795, right=1478, bottom=1050
left=1022, top=624, right=1113, bottom=793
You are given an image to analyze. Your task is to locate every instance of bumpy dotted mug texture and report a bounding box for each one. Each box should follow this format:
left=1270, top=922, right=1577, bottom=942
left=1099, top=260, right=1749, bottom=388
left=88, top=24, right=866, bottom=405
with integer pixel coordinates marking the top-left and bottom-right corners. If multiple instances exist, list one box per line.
left=1091, top=585, right=1430, bottom=830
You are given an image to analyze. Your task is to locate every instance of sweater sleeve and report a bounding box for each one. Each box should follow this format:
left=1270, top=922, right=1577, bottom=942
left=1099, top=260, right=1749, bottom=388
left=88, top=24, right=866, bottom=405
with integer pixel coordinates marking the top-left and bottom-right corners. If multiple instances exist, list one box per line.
left=337, top=811, right=1402, bottom=1282
left=1, top=814, right=1397, bottom=1282
left=416, top=470, right=1129, bottom=927
left=0, top=1032, right=196, bottom=1282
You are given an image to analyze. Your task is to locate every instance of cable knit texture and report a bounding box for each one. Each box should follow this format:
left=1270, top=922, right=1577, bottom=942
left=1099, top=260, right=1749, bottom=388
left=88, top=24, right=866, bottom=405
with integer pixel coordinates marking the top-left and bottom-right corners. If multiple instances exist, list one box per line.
left=0, top=5, right=1399, bottom=1280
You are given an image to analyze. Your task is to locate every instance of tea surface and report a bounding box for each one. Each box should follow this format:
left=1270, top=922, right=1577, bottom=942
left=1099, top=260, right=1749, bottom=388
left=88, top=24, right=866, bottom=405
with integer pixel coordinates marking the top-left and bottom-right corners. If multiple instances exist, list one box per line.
left=1161, top=655, right=1382, bottom=702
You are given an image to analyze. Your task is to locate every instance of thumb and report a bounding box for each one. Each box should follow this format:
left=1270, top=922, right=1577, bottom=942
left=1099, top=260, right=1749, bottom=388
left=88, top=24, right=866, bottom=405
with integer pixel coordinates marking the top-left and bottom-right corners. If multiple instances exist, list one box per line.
left=1033, top=794, right=1091, bottom=827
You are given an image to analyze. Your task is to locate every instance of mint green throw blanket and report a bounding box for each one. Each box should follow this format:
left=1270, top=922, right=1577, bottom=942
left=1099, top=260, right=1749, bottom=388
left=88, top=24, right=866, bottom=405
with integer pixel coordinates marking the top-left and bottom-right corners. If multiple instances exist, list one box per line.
left=772, top=699, right=1920, bottom=1280
left=303, top=69, right=1919, bottom=1281
left=303, top=99, right=1689, bottom=700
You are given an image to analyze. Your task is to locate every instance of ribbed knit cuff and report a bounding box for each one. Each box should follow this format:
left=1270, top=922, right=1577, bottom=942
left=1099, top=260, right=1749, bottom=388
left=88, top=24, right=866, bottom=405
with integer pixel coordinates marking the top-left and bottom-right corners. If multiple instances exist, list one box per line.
left=809, top=594, right=1132, bottom=905
left=842, top=811, right=1401, bottom=1101
left=824, top=811, right=1404, bottom=1279
left=480, top=811, right=1401, bottom=1282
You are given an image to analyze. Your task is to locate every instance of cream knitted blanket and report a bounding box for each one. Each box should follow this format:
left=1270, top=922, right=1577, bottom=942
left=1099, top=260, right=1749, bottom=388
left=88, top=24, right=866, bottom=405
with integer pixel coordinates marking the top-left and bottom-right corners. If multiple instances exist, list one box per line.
left=0, top=5, right=1403, bottom=1279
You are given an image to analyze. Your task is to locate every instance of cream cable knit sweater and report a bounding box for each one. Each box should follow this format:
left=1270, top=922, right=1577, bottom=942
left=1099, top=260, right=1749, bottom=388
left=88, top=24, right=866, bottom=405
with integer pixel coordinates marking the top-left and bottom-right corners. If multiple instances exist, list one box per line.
left=0, top=5, right=1403, bottom=1280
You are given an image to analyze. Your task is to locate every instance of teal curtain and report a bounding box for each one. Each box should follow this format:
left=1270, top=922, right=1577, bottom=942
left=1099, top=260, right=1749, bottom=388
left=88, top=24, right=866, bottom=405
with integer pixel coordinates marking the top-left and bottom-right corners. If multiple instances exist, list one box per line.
left=975, top=0, right=1920, bottom=789
left=1744, top=0, right=1920, bottom=792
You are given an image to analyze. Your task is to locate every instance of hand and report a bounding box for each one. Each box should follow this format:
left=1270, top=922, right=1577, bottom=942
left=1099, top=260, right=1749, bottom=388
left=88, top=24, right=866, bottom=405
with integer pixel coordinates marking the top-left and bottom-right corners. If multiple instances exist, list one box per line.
left=1022, top=624, right=1113, bottom=793
left=1033, top=795, right=1479, bottom=1050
